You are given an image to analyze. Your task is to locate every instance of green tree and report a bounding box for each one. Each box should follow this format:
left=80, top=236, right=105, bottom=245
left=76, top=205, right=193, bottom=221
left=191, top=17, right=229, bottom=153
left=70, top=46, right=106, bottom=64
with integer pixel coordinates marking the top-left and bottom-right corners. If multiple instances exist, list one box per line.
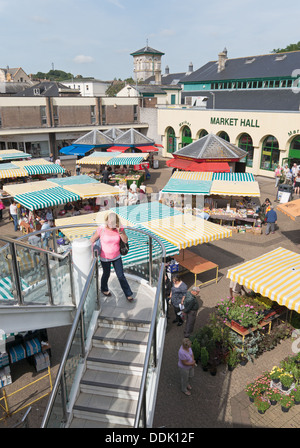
left=272, top=42, right=300, bottom=53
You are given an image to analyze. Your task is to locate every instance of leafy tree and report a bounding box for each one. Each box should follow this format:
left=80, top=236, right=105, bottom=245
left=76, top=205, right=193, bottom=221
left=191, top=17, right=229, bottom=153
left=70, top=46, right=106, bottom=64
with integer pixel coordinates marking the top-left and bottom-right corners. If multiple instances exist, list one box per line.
left=31, top=69, right=75, bottom=81
left=272, top=42, right=300, bottom=53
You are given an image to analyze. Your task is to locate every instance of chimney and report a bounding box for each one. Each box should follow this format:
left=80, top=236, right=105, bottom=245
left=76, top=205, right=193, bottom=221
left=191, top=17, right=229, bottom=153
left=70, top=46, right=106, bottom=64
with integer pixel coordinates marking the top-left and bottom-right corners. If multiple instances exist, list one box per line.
left=188, top=62, right=193, bottom=73
left=218, top=48, right=228, bottom=73
left=165, top=65, right=169, bottom=75
left=155, top=69, right=161, bottom=85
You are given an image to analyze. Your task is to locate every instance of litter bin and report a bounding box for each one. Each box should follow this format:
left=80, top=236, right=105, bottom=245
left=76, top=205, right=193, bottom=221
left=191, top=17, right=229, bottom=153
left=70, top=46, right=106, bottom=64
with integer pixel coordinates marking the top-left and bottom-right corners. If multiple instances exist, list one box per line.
left=153, top=159, right=159, bottom=169
left=277, top=183, right=293, bottom=202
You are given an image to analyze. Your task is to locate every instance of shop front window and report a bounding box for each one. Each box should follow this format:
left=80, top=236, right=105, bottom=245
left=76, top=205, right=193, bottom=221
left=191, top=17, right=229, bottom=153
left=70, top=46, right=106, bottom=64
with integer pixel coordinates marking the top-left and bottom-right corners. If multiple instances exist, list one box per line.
left=260, top=135, right=279, bottom=171
left=218, top=131, right=230, bottom=142
left=198, top=129, right=208, bottom=139
left=167, top=127, right=176, bottom=153
left=181, top=126, right=192, bottom=147
left=239, top=133, right=254, bottom=167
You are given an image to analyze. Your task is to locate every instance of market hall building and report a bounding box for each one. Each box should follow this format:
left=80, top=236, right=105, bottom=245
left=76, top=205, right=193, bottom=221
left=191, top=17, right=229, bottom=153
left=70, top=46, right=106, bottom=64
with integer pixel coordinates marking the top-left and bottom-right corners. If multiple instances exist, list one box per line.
left=158, top=48, right=300, bottom=178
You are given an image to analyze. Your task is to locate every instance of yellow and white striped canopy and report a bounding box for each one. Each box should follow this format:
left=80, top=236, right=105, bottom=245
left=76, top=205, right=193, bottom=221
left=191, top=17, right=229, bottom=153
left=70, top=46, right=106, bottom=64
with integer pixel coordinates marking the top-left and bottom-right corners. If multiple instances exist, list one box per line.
left=141, top=213, right=232, bottom=249
left=55, top=211, right=132, bottom=241
left=77, top=154, right=115, bottom=165
left=210, top=179, right=260, bottom=197
left=227, top=247, right=300, bottom=312
left=0, top=168, right=29, bottom=179
left=171, top=171, right=214, bottom=181
left=4, top=181, right=58, bottom=196
left=64, top=183, right=121, bottom=199
left=13, top=158, right=53, bottom=168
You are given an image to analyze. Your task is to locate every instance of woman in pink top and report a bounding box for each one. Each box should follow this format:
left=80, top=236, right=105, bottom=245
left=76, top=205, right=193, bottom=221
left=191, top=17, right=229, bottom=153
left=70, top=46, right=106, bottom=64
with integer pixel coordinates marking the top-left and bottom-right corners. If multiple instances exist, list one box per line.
left=178, top=338, right=195, bottom=396
left=90, top=212, right=133, bottom=301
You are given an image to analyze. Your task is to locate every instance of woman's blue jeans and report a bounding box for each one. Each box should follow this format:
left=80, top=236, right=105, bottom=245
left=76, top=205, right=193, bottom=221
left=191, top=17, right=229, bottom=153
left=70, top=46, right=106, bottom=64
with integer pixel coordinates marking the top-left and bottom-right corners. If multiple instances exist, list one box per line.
left=11, top=214, right=18, bottom=231
left=101, top=257, right=133, bottom=298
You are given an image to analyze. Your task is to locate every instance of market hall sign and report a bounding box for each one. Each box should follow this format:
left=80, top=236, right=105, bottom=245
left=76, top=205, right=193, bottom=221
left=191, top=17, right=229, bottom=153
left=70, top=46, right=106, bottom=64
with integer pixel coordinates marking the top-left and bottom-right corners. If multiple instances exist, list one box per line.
left=210, top=117, right=260, bottom=128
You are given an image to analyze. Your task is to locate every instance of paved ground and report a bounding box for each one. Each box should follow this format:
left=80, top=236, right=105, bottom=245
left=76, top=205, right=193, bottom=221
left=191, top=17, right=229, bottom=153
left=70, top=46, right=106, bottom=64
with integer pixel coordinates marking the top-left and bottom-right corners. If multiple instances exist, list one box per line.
left=1, top=157, right=300, bottom=428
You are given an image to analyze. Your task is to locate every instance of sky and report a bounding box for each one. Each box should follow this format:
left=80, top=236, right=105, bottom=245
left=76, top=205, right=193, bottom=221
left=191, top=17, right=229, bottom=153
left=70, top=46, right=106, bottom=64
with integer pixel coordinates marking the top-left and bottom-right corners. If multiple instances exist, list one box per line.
left=0, top=0, right=300, bottom=81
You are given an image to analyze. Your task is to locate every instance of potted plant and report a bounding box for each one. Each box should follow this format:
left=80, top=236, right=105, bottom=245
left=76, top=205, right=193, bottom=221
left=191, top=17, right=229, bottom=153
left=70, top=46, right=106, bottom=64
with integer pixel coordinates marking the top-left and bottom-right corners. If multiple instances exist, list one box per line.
left=290, top=387, right=300, bottom=405
left=268, top=388, right=281, bottom=405
left=200, top=346, right=209, bottom=371
left=245, top=382, right=261, bottom=402
left=280, top=373, right=294, bottom=391
left=270, top=366, right=283, bottom=384
left=191, top=339, right=201, bottom=363
left=253, top=396, right=270, bottom=414
left=226, top=348, right=239, bottom=371
left=280, top=394, right=294, bottom=412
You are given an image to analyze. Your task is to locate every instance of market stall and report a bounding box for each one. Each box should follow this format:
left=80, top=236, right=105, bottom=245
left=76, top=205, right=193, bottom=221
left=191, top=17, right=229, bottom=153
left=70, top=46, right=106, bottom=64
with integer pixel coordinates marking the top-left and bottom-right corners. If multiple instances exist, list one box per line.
left=13, top=158, right=65, bottom=176
left=14, top=186, right=80, bottom=211
left=0, top=163, right=29, bottom=180
left=0, top=150, right=32, bottom=161
left=227, top=247, right=300, bottom=312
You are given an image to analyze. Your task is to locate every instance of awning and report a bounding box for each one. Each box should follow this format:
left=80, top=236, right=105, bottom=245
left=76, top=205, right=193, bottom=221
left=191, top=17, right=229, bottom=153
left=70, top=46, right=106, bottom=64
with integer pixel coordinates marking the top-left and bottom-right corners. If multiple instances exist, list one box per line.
left=227, top=248, right=300, bottom=312
left=59, top=145, right=95, bottom=156
left=14, top=186, right=80, bottom=211
left=55, top=211, right=179, bottom=266
left=172, top=171, right=214, bottom=181
left=210, top=179, right=260, bottom=197
left=212, top=172, right=255, bottom=182
left=0, top=276, right=29, bottom=301
left=166, top=158, right=231, bottom=172
left=135, top=146, right=158, bottom=153
left=14, top=159, right=65, bottom=175
left=107, top=146, right=131, bottom=152
left=107, top=155, right=147, bottom=166
left=162, top=178, right=212, bottom=195
left=47, top=175, right=98, bottom=186
left=0, top=150, right=31, bottom=161
left=4, top=180, right=58, bottom=196
left=141, top=213, right=232, bottom=250
left=0, top=166, right=29, bottom=179
left=77, top=153, right=116, bottom=165
left=277, top=198, right=300, bottom=221
left=110, top=202, right=183, bottom=224
left=64, top=183, right=120, bottom=199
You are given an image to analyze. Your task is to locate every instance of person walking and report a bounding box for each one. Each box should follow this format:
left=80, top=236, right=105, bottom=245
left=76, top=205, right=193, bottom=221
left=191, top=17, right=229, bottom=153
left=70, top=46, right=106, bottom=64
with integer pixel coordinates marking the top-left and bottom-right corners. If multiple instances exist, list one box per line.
left=9, top=201, right=18, bottom=231
left=90, top=212, right=133, bottom=301
left=265, top=205, right=277, bottom=235
left=274, top=165, right=282, bottom=188
left=0, top=199, right=5, bottom=221
left=182, top=286, right=200, bottom=338
left=178, top=338, right=196, bottom=396
left=294, top=171, right=300, bottom=195
left=170, top=275, right=187, bottom=326
left=102, top=166, right=110, bottom=184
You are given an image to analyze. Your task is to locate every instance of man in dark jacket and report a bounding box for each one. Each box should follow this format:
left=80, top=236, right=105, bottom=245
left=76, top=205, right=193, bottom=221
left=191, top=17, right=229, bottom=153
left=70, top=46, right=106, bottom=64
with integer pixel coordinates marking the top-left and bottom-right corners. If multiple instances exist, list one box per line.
left=182, top=286, right=200, bottom=338
left=265, top=205, right=277, bottom=235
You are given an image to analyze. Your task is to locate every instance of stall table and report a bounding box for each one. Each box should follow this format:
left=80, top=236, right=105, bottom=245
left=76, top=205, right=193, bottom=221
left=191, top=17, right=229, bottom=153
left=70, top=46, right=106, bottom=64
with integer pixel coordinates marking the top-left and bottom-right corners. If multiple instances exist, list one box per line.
left=174, top=249, right=219, bottom=287
left=209, top=213, right=258, bottom=227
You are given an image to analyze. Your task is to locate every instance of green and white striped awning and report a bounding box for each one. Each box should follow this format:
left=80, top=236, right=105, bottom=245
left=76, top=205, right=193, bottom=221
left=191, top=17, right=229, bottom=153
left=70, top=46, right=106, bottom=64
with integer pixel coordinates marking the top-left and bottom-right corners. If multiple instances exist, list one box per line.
left=162, top=178, right=212, bottom=195
left=23, top=164, right=65, bottom=175
left=110, top=202, right=183, bottom=224
left=107, top=155, right=146, bottom=166
left=212, top=172, right=255, bottom=182
left=47, top=175, right=99, bottom=186
left=15, top=186, right=80, bottom=211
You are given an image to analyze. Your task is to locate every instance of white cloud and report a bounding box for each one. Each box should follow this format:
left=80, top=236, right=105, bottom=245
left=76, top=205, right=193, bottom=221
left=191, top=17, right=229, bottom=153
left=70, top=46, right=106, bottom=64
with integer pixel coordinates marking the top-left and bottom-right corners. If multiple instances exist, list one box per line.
left=73, top=55, right=95, bottom=64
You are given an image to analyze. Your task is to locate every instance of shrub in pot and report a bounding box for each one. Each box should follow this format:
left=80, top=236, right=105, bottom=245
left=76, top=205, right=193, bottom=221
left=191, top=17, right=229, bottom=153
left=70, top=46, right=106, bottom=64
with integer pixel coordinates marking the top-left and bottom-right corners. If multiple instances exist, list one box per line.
left=290, top=387, right=300, bottom=404
left=226, top=348, right=239, bottom=371
left=280, top=373, right=294, bottom=390
left=200, top=347, right=209, bottom=371
left=253, top=396, right=270, bottom=414
left=280, top=394, right=294, bottom=412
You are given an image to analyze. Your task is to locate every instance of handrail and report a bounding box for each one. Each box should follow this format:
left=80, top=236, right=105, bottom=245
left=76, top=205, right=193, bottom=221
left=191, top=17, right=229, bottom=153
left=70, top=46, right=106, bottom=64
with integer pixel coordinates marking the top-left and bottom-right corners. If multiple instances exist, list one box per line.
left=40, top=257, right=98, bottom=428
left=134, top=261, right=165, bottom=427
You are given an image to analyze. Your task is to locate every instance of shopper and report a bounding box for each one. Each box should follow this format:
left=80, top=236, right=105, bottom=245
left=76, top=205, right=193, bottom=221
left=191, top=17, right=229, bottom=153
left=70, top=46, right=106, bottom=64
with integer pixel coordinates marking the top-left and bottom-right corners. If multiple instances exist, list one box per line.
left=0, top=199, right=5, bottom=221
left=178, top=338, right=196, bottom=396
left=170, top=275, right=187, bottom=326
left=294, top=171, right=300, bottom=195
left=182, top=287, right=200, bottom=338
left=90, top=212, right=133, bottom=301
left=265, top=205, right=277, bottom=235
left=274, top=165, right=282, bottom=188
left=9, top=201, right=18, bottom=231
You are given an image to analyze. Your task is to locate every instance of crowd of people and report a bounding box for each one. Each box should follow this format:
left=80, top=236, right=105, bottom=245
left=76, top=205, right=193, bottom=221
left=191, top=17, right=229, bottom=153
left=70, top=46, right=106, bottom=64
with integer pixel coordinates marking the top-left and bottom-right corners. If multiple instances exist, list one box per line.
left=275, top=162, right=300, bottom=192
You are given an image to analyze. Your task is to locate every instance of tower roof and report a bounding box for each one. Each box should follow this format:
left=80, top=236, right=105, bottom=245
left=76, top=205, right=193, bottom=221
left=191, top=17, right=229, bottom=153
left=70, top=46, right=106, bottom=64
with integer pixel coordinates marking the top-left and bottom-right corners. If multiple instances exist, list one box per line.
left=130, top=46, right=165, bottom=56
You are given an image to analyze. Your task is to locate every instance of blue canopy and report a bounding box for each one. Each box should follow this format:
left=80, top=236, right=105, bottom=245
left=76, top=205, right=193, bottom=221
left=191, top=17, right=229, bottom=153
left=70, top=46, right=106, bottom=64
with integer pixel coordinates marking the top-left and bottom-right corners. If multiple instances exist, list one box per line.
left=60, top=145, right=95, bottom=156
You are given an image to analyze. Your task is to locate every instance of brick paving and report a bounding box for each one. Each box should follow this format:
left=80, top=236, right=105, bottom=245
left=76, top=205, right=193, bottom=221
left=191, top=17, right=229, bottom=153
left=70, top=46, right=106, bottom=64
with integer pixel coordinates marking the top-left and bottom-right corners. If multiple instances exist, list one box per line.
left=1, top=157, right=300, bottom=428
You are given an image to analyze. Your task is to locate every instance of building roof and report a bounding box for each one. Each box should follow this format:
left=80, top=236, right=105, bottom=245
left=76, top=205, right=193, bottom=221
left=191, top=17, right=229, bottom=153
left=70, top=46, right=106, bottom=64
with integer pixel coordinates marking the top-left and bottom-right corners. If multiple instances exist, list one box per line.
left=181, top=88, right=300, bottom=111
left=14, top=81, right=80, bottom=97
left=145, top=72, right=186, bottom=86
left=103, top=127, right=124, bottom=140
left=130, top=46, right=165, bottom=56
left=114, top=128, right=154, bottom=146
left=173, top=133, right=247, bottom=160
left=181, top=50, right=300, bottom=83
left=73, top=130, right=113, bottom=146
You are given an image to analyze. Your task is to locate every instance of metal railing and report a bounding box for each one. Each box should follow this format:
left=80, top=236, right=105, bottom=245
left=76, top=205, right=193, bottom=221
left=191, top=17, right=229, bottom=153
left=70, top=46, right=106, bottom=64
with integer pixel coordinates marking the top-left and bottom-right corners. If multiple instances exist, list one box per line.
left=36, top=224, right=166, bottom=428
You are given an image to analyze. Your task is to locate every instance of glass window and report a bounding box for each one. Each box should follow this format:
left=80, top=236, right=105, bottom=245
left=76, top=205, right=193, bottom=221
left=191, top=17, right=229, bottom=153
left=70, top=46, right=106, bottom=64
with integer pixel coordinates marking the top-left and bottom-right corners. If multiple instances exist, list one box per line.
left=198, top=129, right=208, bottom=139
left=40, top=106, right=47, bottom=126
left=239, top=133, right=254, bottom=167
left=90, top=105, right=96, bottom=124
left=260, top=135, right=279, bottom=171
left=167, top=127, right=176, bottom=153
left=219, top=131, right=230, bottom=142
left=181, top=126, right=192, bottom=147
